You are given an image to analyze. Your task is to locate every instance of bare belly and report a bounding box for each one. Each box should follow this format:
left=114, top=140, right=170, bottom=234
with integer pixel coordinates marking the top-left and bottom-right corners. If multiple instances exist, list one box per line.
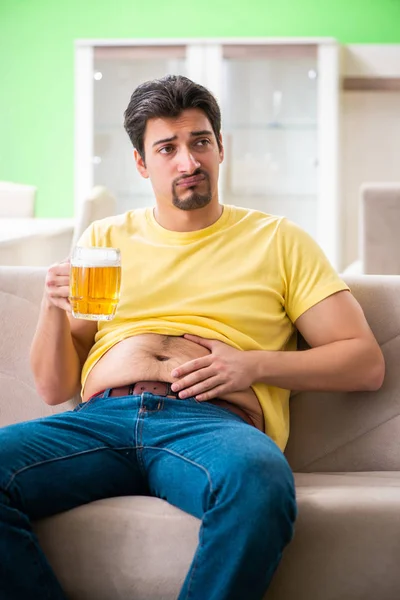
left=84, top=334, right=264, bottom=431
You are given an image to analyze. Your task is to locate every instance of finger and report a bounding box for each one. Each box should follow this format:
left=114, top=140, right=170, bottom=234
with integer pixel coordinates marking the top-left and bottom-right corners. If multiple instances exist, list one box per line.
left=55, top=265, right=71, bottom=277
left=48, top=260, right=71, bottom=276
left=171, top=355, right=211, bottom=379
left=183, top=334, right=214, bottom=350
left=47, top=285, right=70, bottom=299
left=178, top=375, right=222, bottom=399
left=171, top=366, right=215, bottom=393
left=47, top=276, right=70, bottom=287
left=46, top=267, right=70, bottom=287
left=195, top=384, right=228, bottom=402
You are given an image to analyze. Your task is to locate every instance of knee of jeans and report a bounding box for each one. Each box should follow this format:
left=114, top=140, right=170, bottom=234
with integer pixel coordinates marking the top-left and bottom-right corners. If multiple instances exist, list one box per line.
left=243, top=456, right=296, bottom=542
left=224, top=449, right=296, bottom=516
left=260, top=455, right=297, bottom=518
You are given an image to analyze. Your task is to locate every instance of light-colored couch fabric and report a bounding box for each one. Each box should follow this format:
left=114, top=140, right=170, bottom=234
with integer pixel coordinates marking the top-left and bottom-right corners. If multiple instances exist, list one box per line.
left=361, top=183, right=400, bottom=275
left=344, top=182, right=400, bottom=276
left=0, top=186, right=116, bottom=268
left=0, top=219, right=75, bottom=267
left=0, top=267, right=399, bottom=600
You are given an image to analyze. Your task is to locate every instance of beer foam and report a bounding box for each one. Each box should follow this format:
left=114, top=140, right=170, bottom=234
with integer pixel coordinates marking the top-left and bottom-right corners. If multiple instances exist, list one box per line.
left=71, top=246, right=120, bottom=267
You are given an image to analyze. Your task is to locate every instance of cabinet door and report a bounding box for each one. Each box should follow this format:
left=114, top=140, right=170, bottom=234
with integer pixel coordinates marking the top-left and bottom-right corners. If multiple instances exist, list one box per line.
left=219, top=44, right=319, bottom=238
left=93, top=46, right=187, bottom=213
left=76, top=40, right=340, bottom=267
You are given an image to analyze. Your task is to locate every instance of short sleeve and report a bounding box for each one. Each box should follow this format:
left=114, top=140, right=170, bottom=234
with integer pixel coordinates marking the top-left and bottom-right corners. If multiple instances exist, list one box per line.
left=75, top=222, right=97, bottom=248
left=278, top=218, right=350, bottom=323
left=75, top=216, right=119, bottom=249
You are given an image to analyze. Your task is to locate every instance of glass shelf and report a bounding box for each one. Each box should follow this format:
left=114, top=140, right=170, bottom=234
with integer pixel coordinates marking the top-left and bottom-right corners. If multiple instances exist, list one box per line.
left=226, top=192, right=318, bottom=200
left=95, top=125, right=126, bottom=133
left=95, top=122, right=319, bottom=133
left=224, top=122, right=318, bottom=131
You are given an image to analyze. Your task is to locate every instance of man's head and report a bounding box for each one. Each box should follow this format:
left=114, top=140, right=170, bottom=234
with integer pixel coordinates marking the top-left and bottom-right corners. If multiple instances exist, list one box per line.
left=123, top=75, right=224, bottom=213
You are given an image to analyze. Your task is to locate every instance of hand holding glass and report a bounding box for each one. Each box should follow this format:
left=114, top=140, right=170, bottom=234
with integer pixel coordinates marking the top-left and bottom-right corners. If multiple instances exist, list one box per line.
left=69, top=246, right=121, bottom=321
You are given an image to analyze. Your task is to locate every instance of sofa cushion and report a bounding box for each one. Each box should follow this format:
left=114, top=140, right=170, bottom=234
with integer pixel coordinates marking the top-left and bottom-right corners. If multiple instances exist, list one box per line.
left=267, top=472, right=400, bottom=600
left=34, top=496, right=199, bottom=600
left=34, top=473, right=400, bottom=600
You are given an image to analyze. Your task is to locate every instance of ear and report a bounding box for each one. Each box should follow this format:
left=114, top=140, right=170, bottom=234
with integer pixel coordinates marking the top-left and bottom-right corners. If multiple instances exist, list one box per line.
left=134, top=149, right=149, bottom=179
left=218, top=134, right=224, bottom=164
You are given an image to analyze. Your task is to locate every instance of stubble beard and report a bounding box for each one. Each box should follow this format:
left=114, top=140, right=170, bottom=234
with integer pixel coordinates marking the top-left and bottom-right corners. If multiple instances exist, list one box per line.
left=172, top=171, right=212, bottom=211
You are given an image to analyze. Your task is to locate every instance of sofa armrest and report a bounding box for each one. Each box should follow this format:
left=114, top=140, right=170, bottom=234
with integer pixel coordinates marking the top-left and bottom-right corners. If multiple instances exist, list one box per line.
left=0, top=266, right=79, bottom=427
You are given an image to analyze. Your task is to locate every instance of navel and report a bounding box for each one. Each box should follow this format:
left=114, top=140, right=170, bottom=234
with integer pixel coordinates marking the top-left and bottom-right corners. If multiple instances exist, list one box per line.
left=155, top=355, right=170, bottom=362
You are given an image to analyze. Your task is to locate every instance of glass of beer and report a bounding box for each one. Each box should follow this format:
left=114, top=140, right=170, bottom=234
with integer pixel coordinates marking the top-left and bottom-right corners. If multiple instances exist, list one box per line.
left=69, top=246, right=121, bottom=321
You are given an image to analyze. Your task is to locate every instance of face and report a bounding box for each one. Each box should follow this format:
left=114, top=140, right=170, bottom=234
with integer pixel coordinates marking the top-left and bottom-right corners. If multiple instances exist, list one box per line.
left=134, top=108, right=224, bottom=212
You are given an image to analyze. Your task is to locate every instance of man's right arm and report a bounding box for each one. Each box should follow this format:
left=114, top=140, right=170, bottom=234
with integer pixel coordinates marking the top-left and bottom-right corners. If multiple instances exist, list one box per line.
left=30, top=260, right=97, bottom=405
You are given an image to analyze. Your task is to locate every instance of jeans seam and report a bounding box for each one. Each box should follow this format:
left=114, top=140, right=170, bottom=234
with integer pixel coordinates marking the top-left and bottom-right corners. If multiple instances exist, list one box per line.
left=135, top=397, right=143, bottom=448
left=143, top=445, right=215, bottom=496
left=143, top=444, right=216, bottom=597
left=143, top=445, right=216, bottom=600
left=4, top=446, right=138, bottom=493
left=74, top=393, right=101, bottom=412
left=29, top=531, right=62, bottom=600
left=185, top=517, right=205, bottom=600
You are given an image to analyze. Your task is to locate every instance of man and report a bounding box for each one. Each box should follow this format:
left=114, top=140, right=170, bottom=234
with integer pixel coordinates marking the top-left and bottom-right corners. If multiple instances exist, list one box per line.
left=0, top=75, right=384, bottom=600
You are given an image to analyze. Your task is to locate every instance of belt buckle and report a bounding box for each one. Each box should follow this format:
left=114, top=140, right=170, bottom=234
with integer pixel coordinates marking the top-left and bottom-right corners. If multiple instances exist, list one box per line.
left=132, top=381, right=177, bottom=397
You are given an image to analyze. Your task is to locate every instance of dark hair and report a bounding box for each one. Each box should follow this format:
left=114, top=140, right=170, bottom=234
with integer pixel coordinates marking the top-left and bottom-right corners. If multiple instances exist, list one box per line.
left=123, top=75, right=222, bottom=160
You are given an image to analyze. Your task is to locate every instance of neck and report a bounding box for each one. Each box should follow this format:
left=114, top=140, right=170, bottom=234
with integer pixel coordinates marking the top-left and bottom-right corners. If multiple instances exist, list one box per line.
left=153, top=202, right=224, bottom=232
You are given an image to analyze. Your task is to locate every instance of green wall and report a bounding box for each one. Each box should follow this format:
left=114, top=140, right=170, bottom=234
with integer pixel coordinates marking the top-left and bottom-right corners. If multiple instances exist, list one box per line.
left=1, top=0, right=399, bottom=217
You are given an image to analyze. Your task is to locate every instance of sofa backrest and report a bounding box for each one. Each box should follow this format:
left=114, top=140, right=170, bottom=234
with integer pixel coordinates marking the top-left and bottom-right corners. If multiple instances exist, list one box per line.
left=361, top=182, right=400, bottom=275
left=285, top=275, right=400, bottom=472
left=0, top=267, right=76, bottom=427
left=0, top=268, right=399, bottom=472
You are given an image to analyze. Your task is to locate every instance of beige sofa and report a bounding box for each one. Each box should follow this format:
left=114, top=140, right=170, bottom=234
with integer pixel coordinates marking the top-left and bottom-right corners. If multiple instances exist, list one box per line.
left=1, top=267, right=400, bottom=600
left=344, top=182, right=400, bottom=276
left=361, top=183, right=400, bottom=275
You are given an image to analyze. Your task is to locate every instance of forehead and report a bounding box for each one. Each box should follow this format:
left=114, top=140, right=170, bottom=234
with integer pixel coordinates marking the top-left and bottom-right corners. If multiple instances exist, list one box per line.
left=143, top=108, right=213, bottom=147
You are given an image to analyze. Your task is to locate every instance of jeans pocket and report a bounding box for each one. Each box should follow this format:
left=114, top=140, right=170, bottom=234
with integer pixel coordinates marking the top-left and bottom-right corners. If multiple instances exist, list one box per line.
left=73, top=394, right=102, bottom=412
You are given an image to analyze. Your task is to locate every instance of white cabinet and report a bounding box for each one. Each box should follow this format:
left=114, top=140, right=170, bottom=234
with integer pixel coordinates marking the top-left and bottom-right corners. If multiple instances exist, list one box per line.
left=75, top=38, right=341, bottom=268
left=219, top=45, right=319, bottom=238
left=93, top=46, right=187, bottom=213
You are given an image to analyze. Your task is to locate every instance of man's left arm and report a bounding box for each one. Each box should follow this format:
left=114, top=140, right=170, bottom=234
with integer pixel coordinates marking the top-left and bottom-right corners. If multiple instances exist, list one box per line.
left=170, top=291, right=385, bottom=401
left=251, top=289, right=385, bottom=392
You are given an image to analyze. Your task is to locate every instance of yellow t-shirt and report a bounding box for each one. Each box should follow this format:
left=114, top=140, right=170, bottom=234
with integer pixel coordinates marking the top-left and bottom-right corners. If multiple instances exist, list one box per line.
left=77, top=204, right=349, bottom=450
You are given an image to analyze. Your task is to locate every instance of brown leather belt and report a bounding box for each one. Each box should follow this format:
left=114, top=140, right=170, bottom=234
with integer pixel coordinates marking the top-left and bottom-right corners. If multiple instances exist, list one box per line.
left=96, top=380, right=255, bottom=427
left=108, top=381, right=178, bottom=398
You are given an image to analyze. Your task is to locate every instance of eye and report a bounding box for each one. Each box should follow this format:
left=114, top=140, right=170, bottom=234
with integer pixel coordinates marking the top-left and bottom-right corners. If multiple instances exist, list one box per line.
left=195, top=138, right=211, bottom=147
left=159, top=145, right=174, bottom=155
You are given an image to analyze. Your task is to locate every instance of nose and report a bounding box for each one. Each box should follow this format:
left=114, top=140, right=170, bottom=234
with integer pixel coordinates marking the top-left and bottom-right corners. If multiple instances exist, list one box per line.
left=176, top=148, right=201, bottom=174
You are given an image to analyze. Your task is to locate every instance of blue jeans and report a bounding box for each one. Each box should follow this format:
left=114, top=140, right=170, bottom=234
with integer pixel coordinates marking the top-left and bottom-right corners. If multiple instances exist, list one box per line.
left=0, top=390, right=297, bottom=600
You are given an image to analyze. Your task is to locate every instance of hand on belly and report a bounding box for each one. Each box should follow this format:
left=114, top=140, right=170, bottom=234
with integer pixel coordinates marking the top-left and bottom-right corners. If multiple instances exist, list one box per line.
left=83, top=333, right=263, bottom=430
left=169, top=334, right=257, bottom=402
left=84, top=333, right=212, bottom=400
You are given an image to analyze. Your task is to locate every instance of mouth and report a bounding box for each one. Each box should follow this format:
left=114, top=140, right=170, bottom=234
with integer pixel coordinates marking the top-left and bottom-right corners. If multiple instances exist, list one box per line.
left=176, top=174, right=205, bottom=188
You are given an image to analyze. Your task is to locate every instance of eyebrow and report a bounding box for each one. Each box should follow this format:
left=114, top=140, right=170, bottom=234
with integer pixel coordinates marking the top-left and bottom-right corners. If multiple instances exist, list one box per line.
left=152, top=130, right=213, bottom=148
